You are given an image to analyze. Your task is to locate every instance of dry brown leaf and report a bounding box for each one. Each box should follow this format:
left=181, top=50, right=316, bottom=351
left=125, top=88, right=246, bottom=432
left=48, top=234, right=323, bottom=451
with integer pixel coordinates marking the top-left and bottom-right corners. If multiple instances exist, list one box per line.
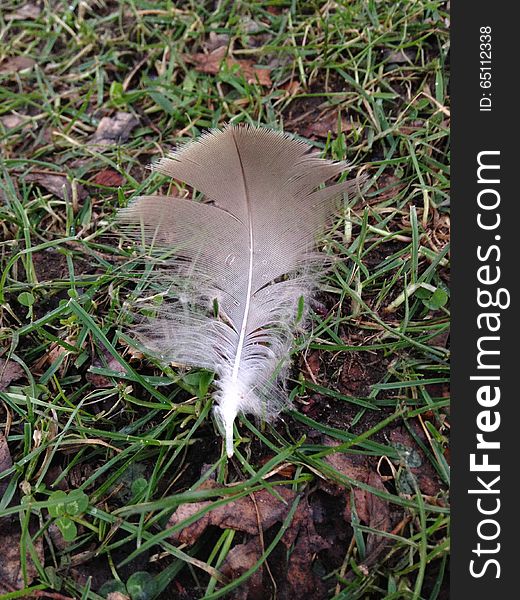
left=299, top=112, right=354, bottom=139
left=220, top=538, right=264, bottom=600
left=205, top=31, right=230, bottom=52
left=324, top=445, right=391, bottom=557
left=383, top=49, right=415, bottom=64
left=0, top=358, right=24, bottom=392
left=92, top=169, right=125, bottom=187
left=0, top=431, right=13, bottom=498
left=187, top=47, right=272, bottom=86
left=168, top=487, right=295, bottom=544
left=281, top=80, right=301, bottom=97
left=5, top=3, right=42, bottom=20
left=0, top=521, right=44, bottom=595
left=389, top=425, right=443, bottom=497
left=31, top=341, right=69, bottom=377
left=305, top=350, right=321, bottom=379
left=0, top=56, right=36, bottom=74
left=86, top=350, right=126, bottom=389
left=370, top=173, right=406, bottom=203
left=283, top=501, right=329, bottom=599
left=25, top=172, right=87, bottom=202
left=168, top=487, right=328, bottom=599
left=0, top=114, right=31, bottom=130
left=89, top=112, right=139, bottom=147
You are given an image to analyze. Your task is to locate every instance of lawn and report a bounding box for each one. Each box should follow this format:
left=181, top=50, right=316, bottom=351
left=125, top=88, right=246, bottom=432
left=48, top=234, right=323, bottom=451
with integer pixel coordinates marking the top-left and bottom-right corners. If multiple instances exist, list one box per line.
left=0, top=1, right=450, bottom=599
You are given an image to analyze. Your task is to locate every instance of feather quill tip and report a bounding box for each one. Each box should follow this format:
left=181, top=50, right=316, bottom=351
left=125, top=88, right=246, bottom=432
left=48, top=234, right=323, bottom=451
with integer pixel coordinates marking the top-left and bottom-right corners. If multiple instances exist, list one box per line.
left=225, top=417, right=235, bottom=458
left=214, top=399, right=238, bottom=458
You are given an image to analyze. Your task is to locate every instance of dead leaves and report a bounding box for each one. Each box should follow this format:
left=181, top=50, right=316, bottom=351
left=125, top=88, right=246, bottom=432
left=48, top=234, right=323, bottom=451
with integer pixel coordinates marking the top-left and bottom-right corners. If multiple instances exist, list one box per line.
left=92, top=169, right=125, bottom=187
left=0, top=113, right=31, bottom=131
left=0, top=432, right=44, bottom=595
left=0, top=521, right=44, bottom=595
left=86, top=347, right=126, bottom=389
left=0, top=358, right=24, bottom=392
left=169, top=487, right=295, bottom=543
left=168, top=487, right=328, bottom=599
left=299, top=112, right=356, bottom=139
left=5, top=3, right=42, bottom=21
left=186, top=47, right=272, bottom=87
left=0, top=56, right=36, bottom=75
left=25, top=172, right=87, bottom=202
left=166, top=444, right=403, bottom=599
left=89, top=112, right=139, bottom=148
left=325, top=449, right=391, bottom=559
left=0, top=431, right=13, bottom=498
left=165, top=424, right=445, bottom=596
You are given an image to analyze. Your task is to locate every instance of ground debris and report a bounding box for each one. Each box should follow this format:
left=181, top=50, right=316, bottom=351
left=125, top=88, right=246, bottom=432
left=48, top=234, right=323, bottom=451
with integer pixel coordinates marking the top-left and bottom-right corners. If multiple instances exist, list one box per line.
left=0, top=358, right=24, bottom=391
left=186, top=47, right=272, bottom=86
left=86, top=347, right=126, bottom=389
left=0, top=431, right=13, bottom=498
left=0, top=520, right=44, bottom=595
left=299, top=111, right=355, bottom=139
left=1, top=113, right=32, bottom=130
left=89, top=112, right=139, bottom=147
left=324, top=441, right=392, bottom=559
left=25, top=172, right=87, bottom=202
left=389, top=425, right=444, bottom=497
left=168, top=486, right=328, bottom=599
left=0, top=56, right=36, bottom=74
left=5, top=3, right=42, bottom=20
left=92, top=169, right=126, bottom=187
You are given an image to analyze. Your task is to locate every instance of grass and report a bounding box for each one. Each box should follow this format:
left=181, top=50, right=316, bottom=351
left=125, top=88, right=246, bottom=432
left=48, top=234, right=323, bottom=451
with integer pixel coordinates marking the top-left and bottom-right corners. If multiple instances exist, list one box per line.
left=0, top=1, right=450, bottom=599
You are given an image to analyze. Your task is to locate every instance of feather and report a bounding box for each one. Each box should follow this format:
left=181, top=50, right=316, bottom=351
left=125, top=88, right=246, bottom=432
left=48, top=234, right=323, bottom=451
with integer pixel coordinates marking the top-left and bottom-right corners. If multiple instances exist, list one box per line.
left=117, top=125, right=363, bottom=457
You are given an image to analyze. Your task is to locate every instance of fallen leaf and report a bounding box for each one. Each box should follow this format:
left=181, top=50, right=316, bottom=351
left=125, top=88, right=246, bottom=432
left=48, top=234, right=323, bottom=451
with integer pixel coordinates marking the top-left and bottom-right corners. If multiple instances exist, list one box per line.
left=299, top=112, right=354, bottom=139
left=304, top=350, right=321, bottom=379
left=281, top=80, right=301, bottom=96
left=283, top=501, right=329, bottom=599
left=5, top=3, right=42, bottom=20
left=383, top=49, right=415, bottom=64
left=324, top=443, right=391, bottom=558
left=0, top=358, right=24, bottom=391
left=187, top=47, right=272, bottom=86
left=25, top=172, right=87, bottom=201
left=220, top=538, right=264, bottom=600
left=86, top=349, right=126, bottom=389
left=205, top=31, right=230, bottom=52
left=89, top=112, right=139, bottom=147
left=0, top=521, right=44, bottom=595
left=0, top=114, right=31, bottom=130
left=168, top=487, right=295, bottom=544
left=371, top=173, right=406, bottom=202
left=92, top=169, right=125, bottom=187
left=168, top=486, right=328, bottom=598
left=240, top=17, right=272, bottom=48
left=389, top=426, right=443, bottom=497
left=257, top=456, right=295, bottom=479
left=31, top=341, right=68, bottom=377
left=0, top=431, right=13, bottom=498
left=0, top=56, right=36, bottom=74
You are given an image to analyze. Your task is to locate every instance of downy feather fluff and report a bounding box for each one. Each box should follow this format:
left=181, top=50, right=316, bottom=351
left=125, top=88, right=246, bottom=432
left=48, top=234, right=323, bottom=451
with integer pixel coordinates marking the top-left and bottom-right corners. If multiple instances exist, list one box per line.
left=118, top=125, right=362, bottom=457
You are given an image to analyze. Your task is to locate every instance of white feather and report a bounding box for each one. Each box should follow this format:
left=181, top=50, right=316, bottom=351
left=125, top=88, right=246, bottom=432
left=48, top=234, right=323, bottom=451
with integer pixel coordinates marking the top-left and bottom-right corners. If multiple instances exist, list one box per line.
left=118, top=125, right=362, bottom=457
